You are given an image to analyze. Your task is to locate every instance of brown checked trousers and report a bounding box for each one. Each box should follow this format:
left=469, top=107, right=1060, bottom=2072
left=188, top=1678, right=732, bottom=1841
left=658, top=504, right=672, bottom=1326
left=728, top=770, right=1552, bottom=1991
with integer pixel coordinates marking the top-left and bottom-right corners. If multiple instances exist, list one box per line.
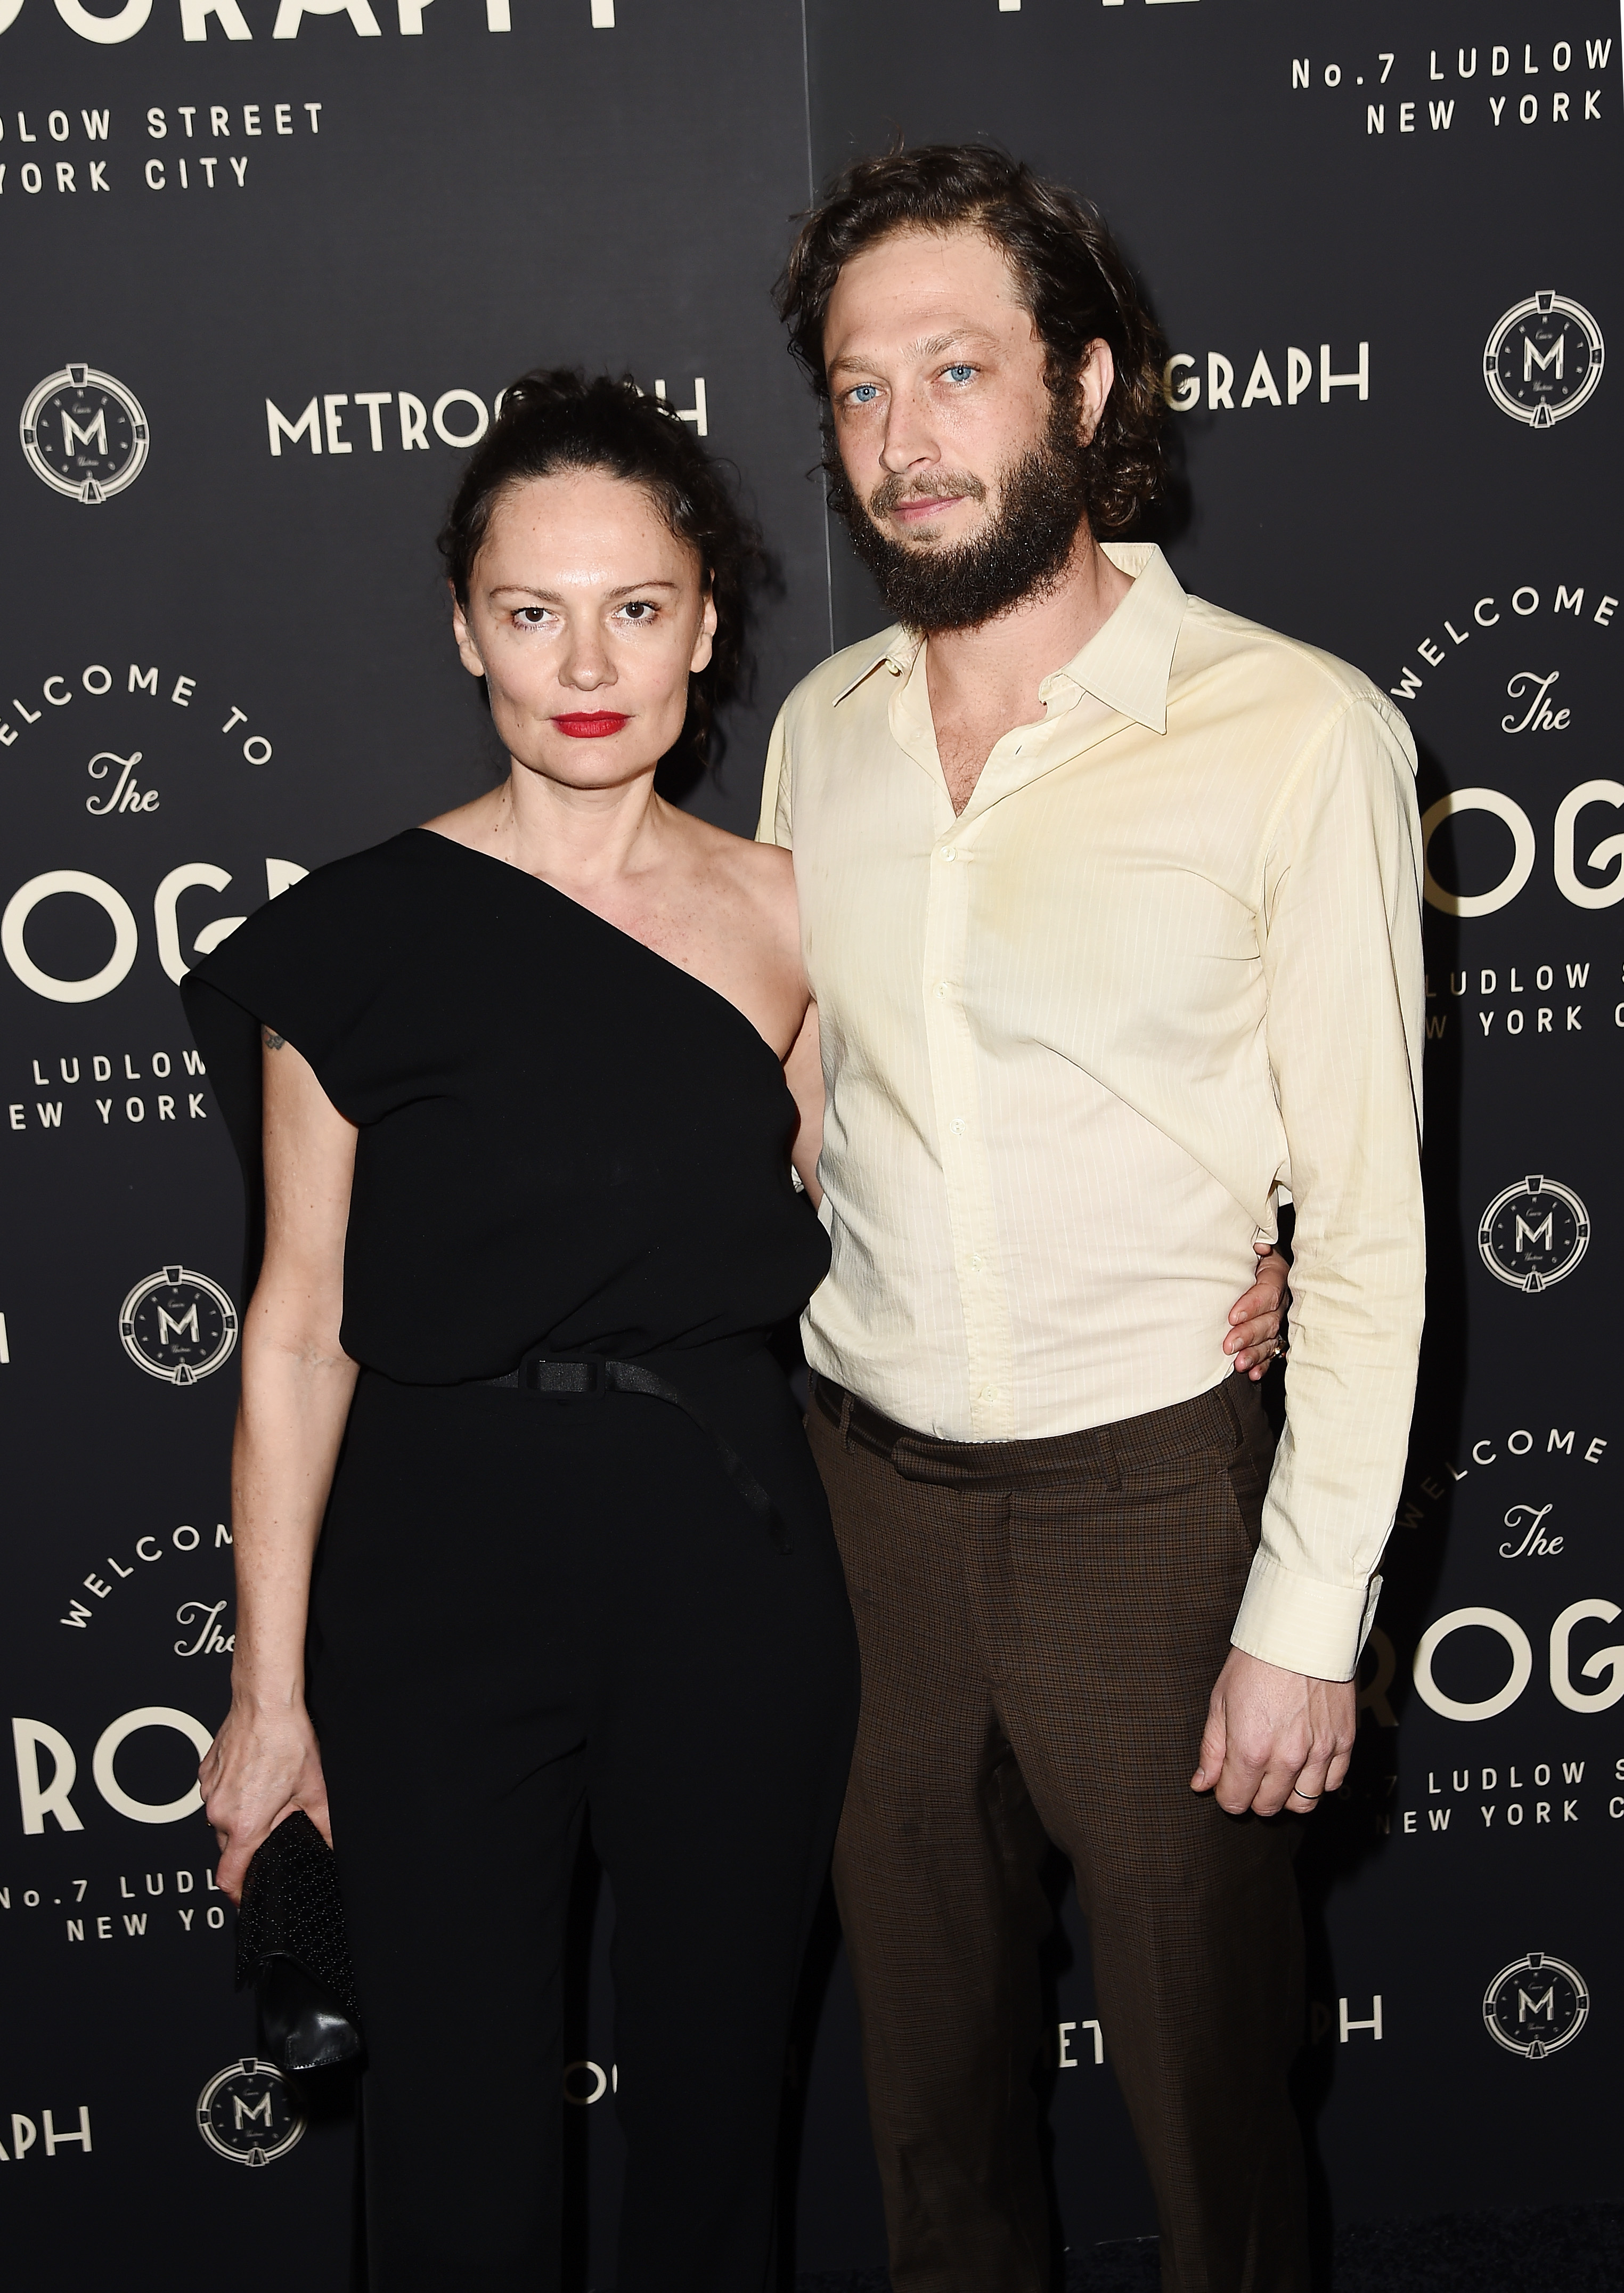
left=806, top=1370, right=1308, bottom=2293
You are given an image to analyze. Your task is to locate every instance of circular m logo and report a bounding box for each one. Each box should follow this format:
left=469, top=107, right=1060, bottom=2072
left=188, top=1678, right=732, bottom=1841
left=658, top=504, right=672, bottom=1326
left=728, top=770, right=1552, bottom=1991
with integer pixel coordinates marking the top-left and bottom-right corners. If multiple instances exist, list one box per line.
left=1483, top=292, right=1604, bottom=428
left=119, top=1266, right=238, bottom=1384
left=20, top=364, right=150, bottom=502
left=1478, top=1177, right=1589, bottom=1294
left=196, top=2059, right=304, bottom=2165
left=1482, top=1953, right=1589, bottom=2059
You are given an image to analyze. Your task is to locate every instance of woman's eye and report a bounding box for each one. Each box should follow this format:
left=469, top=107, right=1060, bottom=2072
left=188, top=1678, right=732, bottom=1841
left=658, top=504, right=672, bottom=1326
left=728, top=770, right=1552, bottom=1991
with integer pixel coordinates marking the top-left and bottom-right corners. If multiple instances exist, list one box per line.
left=515, top=607, right=551, bottom=628
left=943, top=364, right=975, bottom=384
left=619, top=600, right=657, bottom=623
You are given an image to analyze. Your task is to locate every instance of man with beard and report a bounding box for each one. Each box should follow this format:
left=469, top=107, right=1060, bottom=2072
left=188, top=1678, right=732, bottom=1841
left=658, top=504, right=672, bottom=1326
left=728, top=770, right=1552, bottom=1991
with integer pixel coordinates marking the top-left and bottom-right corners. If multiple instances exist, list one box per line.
left=761, top=148, right=1425, bottom=2292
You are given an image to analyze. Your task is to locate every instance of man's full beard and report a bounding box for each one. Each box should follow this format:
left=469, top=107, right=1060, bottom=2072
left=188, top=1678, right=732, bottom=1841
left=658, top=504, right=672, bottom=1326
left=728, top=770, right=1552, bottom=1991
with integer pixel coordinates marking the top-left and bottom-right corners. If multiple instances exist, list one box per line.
left=826, top=396, right=1098, bottom=636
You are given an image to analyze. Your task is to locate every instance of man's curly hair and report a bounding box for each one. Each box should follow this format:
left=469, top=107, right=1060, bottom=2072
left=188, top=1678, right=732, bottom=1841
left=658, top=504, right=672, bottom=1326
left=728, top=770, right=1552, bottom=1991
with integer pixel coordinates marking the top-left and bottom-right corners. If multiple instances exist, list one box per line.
left=776, top=144, right=1166, bottom=536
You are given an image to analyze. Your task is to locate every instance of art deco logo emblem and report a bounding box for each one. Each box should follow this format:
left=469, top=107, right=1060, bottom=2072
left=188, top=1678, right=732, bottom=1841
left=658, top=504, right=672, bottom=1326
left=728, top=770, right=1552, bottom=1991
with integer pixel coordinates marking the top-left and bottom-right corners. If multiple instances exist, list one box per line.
left=1478, top=1176, right=1590, bottom=1292
left=1483, top=293, right=1604, bottom=428
left=1482, top=1953, right=1589, bottom=2060
left=196, top=2059, right=305, bottom=2166
left=119, top=1266, right=238, bottom=1384
left=20, top=364, right=150, bottom=503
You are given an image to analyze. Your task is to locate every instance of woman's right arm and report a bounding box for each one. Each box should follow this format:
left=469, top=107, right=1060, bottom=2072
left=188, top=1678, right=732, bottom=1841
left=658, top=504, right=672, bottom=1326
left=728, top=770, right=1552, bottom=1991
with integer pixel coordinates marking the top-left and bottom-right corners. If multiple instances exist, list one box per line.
left=200, top=1027, right=360, bottom=1903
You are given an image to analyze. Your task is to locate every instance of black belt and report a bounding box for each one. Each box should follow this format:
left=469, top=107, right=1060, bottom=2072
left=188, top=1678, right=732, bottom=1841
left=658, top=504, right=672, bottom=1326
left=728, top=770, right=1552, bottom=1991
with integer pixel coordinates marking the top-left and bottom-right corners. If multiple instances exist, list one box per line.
left=484, top=1353, right=790, bottom=1554
left=810, top=1369, right=924, bottom=1463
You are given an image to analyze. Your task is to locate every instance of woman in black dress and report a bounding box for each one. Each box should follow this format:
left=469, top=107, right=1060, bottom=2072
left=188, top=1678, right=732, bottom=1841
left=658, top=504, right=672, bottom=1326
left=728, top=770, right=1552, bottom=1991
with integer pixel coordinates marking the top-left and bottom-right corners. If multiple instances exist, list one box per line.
left=186, top=370, right=1286, bottom=2289
left=187, top=372, right=859, bottom=2291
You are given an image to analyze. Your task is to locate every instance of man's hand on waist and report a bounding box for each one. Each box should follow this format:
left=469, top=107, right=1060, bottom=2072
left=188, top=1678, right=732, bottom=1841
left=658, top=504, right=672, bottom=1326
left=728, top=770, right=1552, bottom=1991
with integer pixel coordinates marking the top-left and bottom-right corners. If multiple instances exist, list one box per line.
left=1190, top=1646, right=1356, bottom=1817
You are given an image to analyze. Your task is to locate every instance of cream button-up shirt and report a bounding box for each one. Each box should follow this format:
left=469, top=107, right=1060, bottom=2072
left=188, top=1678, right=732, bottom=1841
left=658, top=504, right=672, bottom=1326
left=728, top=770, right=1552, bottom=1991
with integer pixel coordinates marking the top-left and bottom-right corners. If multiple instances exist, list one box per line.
left=758, top=542, right=1425, bottom=1681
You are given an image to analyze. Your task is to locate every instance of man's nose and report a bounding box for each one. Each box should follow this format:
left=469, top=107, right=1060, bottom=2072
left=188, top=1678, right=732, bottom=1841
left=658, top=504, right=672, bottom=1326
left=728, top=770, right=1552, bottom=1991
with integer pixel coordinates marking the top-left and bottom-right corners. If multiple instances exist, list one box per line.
left=877, top=387, right=940, bottom=476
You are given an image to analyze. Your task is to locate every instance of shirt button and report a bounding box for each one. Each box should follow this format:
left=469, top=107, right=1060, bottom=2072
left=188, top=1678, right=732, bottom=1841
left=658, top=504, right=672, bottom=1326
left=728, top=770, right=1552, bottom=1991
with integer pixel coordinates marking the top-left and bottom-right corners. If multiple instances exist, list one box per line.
left=936, top=981, right=950, bottom=999
left=981, top=1385, right=998, bottom=1402
left=968, top=1255, right=982, bottom=1272
left=949, top=1117, right=966, bottom=1136
left=939, top=845, right=956, bottom=862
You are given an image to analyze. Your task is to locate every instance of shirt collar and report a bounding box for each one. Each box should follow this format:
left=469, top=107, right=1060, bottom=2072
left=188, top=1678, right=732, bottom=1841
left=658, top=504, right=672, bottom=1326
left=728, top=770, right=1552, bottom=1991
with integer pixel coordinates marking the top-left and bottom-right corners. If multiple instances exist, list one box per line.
left=833, top=628, right=918, bottom=705
left=1040, top=542, right=1184, bottom=736
left=829, top=542, right=1186, bottom=734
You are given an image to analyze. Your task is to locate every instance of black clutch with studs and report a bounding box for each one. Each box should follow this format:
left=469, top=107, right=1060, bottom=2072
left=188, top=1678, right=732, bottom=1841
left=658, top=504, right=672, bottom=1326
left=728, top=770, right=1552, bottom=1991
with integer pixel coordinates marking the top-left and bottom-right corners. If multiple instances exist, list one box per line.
left=235, top=1809, right=363, bottom=2074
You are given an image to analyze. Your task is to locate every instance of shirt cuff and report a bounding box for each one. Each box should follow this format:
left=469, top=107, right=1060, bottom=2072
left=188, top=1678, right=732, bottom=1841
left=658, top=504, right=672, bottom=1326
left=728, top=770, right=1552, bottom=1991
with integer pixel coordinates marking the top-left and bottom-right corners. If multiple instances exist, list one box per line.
left=1230, top=1554, right=1382, bottom=1681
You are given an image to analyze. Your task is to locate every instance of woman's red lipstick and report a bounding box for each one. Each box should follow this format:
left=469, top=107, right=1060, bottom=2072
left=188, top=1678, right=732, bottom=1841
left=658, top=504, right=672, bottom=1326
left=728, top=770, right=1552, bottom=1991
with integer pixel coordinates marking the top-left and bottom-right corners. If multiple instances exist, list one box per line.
left=553, top=711, right=628, bottom=738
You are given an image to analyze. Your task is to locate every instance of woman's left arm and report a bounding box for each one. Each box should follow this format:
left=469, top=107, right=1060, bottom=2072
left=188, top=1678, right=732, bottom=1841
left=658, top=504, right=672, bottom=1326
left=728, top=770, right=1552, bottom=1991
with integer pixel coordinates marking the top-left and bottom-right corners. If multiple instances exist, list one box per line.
left=785, top=998, right=824, bottom=1208
left=1227, top=1241, right=1290, bottom=1379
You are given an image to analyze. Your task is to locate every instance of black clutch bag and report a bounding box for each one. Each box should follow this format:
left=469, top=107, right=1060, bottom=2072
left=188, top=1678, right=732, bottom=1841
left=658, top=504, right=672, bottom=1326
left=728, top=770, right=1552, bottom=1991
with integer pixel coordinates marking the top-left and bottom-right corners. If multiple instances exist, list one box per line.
left=235, top=1810, right=364, bottom=2075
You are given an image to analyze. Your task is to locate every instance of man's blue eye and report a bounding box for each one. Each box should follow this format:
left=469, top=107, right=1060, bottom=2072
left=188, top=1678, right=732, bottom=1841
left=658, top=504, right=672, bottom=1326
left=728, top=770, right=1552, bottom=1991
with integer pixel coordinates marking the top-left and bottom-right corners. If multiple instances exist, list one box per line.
left=945, top=365, right=975, bottom=384
left=850, top=384, right=880, bottom=404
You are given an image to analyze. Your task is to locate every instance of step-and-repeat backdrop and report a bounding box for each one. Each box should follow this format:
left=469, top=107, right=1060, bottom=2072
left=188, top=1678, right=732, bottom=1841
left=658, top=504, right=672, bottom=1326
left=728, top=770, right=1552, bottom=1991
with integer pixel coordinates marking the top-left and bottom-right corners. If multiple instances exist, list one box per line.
left=2, top=2, right=1618, bottom=2282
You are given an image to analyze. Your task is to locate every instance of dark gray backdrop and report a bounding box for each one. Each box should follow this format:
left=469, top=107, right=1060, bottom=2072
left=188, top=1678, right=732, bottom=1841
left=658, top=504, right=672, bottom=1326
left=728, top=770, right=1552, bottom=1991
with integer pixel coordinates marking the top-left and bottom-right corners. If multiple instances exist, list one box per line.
left=1, top=1, right=1618, bottom=2283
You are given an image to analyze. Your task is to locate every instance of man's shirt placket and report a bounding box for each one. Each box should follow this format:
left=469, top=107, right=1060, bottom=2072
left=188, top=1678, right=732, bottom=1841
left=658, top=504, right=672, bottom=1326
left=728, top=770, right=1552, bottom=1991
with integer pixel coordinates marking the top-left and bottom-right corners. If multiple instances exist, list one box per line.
left=918, top=807, right=1014, bottom=1440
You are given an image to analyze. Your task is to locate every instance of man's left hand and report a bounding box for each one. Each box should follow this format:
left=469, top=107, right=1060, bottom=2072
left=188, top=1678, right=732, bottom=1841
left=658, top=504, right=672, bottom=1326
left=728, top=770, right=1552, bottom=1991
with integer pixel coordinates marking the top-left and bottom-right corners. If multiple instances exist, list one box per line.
left=1190, top=1647, right=1356, bottom=1816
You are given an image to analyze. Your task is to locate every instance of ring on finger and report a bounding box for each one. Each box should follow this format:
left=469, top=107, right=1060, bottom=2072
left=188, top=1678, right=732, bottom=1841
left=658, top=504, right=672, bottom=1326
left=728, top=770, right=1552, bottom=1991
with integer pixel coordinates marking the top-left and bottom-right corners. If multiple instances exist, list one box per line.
left=1290, top=1784, right=1322, bottom=1801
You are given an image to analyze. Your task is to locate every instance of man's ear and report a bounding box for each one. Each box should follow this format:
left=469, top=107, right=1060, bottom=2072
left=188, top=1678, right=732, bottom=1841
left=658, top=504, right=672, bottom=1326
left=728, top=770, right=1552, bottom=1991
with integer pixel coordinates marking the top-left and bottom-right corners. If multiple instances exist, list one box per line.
left=1075, top=338, right=1117, bottom=447
left=450, top=582, right=486, bottom=679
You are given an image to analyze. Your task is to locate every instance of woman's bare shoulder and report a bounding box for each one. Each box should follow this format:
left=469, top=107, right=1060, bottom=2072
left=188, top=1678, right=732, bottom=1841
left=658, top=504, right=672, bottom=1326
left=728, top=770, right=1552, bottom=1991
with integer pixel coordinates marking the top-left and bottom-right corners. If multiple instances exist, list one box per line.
left=724, top=828, right=795, bottom=894
left=670, top=813, right=798, bottom=969
left=690, top=816, right=794, bottom=912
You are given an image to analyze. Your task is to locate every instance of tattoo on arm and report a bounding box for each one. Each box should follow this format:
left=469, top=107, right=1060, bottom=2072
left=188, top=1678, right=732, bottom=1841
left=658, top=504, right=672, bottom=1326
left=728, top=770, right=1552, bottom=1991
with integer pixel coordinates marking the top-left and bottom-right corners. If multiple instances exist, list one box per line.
left=262, top=1027, right=287, bottom=1051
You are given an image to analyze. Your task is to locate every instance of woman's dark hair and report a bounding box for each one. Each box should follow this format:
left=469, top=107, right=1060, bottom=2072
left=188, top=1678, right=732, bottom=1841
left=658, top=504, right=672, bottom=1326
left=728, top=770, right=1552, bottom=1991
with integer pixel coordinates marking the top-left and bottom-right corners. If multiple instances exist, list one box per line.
left=776, top=144, right=1166, bottom=535
left=438, top=368, right=762, bottom=765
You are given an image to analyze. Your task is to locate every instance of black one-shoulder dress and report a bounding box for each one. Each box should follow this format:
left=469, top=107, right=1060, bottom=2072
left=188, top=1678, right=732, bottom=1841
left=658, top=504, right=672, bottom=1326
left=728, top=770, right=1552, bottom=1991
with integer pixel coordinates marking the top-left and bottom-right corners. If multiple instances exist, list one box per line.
left=183, top=829, right=859, bottom=2293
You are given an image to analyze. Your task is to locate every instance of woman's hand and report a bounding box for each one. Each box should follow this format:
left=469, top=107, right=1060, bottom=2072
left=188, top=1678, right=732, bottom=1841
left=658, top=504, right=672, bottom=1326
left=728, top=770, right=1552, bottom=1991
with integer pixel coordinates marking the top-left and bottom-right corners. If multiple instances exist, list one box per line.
left=1225, top=1240, right=1290, bottom=1380
left=201, top=1701, right=332, bottom=1906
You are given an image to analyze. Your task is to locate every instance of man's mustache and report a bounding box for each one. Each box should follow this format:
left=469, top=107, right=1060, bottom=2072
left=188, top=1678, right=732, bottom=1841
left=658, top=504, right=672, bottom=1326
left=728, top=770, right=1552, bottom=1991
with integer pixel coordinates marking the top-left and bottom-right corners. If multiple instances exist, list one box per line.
left=868, top=469, right=988, bottom=520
